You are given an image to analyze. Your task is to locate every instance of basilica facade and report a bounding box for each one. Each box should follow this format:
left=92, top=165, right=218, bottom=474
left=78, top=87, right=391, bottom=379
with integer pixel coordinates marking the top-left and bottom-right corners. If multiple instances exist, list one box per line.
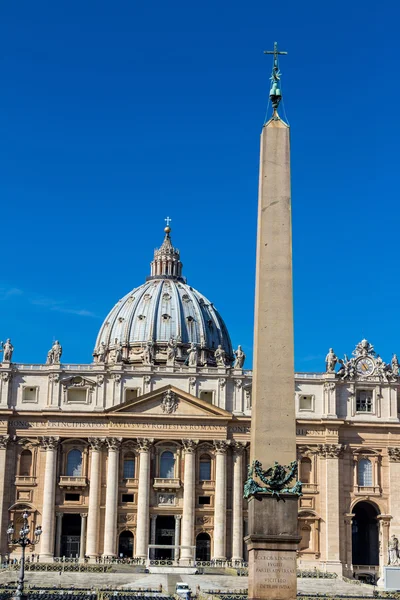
left=0, top=227, right=399, bottom=581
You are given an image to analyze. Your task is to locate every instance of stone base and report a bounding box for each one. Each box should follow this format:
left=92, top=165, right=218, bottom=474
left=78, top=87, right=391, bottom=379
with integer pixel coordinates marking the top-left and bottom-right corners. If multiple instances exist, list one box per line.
left=383, top=566, right=400, bottom=591
left=245, top=494, right=300, bottom=600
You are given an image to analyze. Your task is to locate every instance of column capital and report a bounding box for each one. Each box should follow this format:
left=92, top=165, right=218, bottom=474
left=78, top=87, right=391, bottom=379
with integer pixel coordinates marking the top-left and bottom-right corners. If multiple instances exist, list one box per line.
left=388, top=447, right=400, bottom=462
left=182, top=439, right=198, bottom=453
left=81, top=513, right=88, bottom=519
left=88, top=437, right=105, bottom=451
left=316, top=443, right=344, bottom=458
left=174, top=514, right=182, bottom=521
left=40, top=436, right=60, bottom=450
left=56, top=512, right=64, bottom=518
left=213, top=440, right=230, bottom=454
left=0, top=435, right=10, bottom=449
left=106, top=437, right=122, bottom=451
left=136, top=438, right=154, bottom=452
left=150, top=514, right=158, bottom=522
left=232, top=441, right=247, bottom=455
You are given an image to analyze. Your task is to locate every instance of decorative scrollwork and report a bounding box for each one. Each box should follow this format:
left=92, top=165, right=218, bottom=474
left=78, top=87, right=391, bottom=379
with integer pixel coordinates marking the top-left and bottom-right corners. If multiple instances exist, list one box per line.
left=243, top=459, right=302, bottom=500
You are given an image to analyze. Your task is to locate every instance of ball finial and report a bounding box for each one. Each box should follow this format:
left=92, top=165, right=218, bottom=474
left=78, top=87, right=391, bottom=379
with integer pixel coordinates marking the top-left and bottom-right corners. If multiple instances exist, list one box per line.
left=164, top=226, right=171, bottom=234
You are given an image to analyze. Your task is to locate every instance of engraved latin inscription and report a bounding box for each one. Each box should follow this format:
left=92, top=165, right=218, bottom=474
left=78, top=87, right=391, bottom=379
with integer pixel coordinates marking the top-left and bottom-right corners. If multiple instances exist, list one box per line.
left=253, top=551, right=296, bottom=592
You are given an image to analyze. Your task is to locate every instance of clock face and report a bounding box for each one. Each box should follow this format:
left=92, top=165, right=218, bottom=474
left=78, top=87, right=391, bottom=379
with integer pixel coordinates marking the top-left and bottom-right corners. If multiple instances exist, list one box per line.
left=356, top=357, right=374, bottom=376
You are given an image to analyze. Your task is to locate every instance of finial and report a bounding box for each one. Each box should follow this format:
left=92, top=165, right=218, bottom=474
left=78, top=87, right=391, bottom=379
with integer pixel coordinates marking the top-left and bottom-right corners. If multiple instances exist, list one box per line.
left=164, top=216, right=172, bottom=234
left=264, top=42, right=288, bottom=118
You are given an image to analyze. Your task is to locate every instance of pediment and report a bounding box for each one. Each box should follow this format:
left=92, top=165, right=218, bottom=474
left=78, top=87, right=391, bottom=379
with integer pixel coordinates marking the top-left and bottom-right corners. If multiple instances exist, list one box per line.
left=106, top=385, right=232, bottom=418
left=60, top=376, right=97, bottom=389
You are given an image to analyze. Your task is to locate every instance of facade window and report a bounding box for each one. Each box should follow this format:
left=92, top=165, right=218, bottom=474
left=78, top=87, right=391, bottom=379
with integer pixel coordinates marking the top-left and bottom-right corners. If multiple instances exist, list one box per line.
left=199, top=496, right=211, bottom=505
left=200, top=391, right=213, bottom=403
left=125, top=388, right=139, bottom=402
left=299, top=395, right=314, bottom=411
left=300, top=458, right=312, bottom=484
left=358, top=458, right=373, bottom=486
left=299, top=525, right=311, bottom=551
left=123, top=458, right=135, bottom=479
left=22, top=387, right=38, bottom=403
left=19, top=450, right=32, bottom=476
left=65, top=493, right=80, bottom=502
left=121, top=493, right=134, bottom=503
left=160, top=451, right=175, bottom=478
left=199, top=455, right=211, bottom=481
left=66, top=450, right=82, bottom=477
left=67, top=388, right=87, bottom=403
left=356, top=390, right=373, bottom=413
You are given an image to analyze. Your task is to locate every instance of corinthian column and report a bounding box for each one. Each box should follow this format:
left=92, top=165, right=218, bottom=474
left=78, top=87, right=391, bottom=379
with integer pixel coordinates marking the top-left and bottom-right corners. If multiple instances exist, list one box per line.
left=39, top=436, right=60, bottom=560
left=86, top=438, right=104, bottom=558
left=135, top=438, right=153, bottom=559
left=103, top=438, right=121, bottom=557
left=232, top=442, right=245, bottom=563
left=213, top=440, right=228, bottom=560
left=0, top=436, right=10, bottom=554
left=180, top=439, right=197, bottom=563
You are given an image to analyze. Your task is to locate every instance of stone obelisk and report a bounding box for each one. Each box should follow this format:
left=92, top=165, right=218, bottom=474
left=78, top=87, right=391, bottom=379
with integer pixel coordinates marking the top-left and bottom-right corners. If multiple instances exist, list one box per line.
left=245, top=43, right=300, bottom=600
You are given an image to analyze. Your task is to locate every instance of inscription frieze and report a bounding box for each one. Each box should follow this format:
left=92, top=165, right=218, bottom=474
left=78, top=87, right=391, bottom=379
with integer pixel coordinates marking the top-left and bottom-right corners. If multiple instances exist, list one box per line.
left=10, top=419, right=227, bottom=432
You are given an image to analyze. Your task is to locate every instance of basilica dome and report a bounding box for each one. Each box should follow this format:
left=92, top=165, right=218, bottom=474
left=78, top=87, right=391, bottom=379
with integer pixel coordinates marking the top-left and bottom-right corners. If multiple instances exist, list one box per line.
left=94, top=227, right=233, bottom=366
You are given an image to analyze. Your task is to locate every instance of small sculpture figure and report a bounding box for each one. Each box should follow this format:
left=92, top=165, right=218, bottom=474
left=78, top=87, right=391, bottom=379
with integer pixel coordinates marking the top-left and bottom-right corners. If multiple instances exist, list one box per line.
left=95, top=342, right=107, bottom=363
left=166, top=338, right=177, bottom=366
left=46, top=340, right=62, bottom=365
left=392, top=354, right=399, bottom=377
left=233, top=345, right=246, bottom=369
left=187, top=343, right=198, bottom=367
left=214, top=344, right=226, bottom=367
left=337, top=354, right=354, bottom=380
left=161, top=389, right=178, bottom=414
left=0, top=339, right=14, bottom=362
left=325, top=348, right=337, bottom=373
left=142, top=340, right=154, bottom=366
left=111, top=338, right=122, bottom=364
left=389, top=534, right=400, bottom=565
left=354, top=339, right=375, bottom=357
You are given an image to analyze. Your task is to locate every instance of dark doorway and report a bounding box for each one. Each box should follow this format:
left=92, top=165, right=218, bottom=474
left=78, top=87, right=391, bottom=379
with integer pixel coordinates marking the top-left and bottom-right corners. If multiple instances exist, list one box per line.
left=155, top=515, right=175, bottom=559
left=196, top=532, right=211, bottom=561
left=352, top=502, right=379, bottom=566
left=61, top=514, right=81, bottom=558
left=118, top=531, right=134, bottom=558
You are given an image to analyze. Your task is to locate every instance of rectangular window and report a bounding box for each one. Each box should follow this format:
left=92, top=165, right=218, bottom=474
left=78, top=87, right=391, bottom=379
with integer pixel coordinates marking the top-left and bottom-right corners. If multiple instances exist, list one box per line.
left=198, top=496, right=211, bottom=505
left=299, top=395, right=314, bottom=411
left=122, top=493, right=134, bottom=503
left=65, top=493, right=80, bottom=502
left=356, top=390, right=373, bottom=413
left=123, top=459, right=135, bottom=479
left=125, top=388, right=140, bottom=402
left=67, top=389, right=87, bottom=403
left=199, top=460, right=211, bottom=481
left=22, top=387, right=38, bottom=403
left=200, top=391, right=213, bottom=403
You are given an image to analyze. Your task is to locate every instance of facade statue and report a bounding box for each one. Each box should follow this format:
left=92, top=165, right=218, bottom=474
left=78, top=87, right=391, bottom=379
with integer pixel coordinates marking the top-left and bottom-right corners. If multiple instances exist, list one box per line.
left=233, top=345, right=246, bottom=369
left=392, top=354, right=399, bottom=377
left=187, top=343, right=198, bottom=367
left=325, top=348, right=337, bottom=373
left=46, top=341, right=62, bottom=365
left=111, top=338, right=122, bottom=364
left=142, top=340, right=154, bottom=366
left=389, top=534, right=400, bottom=565
left=0, top=339, right=14, bottom=362
left=166, top=338, right=177, bottom=366
left=214, top=344, right=226, bottom=367
left=353, top=339, right=375, bottom=358
left=95, top=342, right=107, bottom=363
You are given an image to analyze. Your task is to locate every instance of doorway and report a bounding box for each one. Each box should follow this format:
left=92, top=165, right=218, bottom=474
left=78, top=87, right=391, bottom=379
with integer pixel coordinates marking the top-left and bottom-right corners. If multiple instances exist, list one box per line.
left=352, top=501, right=379, bottom=566
left=196, top=532, right=211, bottom=561
left=61, top=514, right=81, bottom=558
left=155, top=515, right=175, bottom=559
left=118, top=531, right=134, bottom=558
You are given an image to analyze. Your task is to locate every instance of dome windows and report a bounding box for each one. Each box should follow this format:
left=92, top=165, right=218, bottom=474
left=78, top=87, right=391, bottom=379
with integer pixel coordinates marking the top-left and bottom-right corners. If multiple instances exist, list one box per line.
left=137, top=315, right=146, bottom=321
left=162, top=314, right=171, bottom=322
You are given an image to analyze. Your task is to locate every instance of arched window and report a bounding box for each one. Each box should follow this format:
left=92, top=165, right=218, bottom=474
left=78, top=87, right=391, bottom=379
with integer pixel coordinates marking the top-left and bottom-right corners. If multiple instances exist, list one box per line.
left=300, top=458, right=312, bottom=484
left=358, top=458, right=373, bottom=486
left=160, top=451, right=175, bottom=478
left=299, top=525, right=311, bottom=551
left=66, top=449, right=82, bottom=477
left=199, top=455, right=211, bottom=481
left=123, top=455, right=135, bottom=479
left=19, top=450, right=32, bottom=476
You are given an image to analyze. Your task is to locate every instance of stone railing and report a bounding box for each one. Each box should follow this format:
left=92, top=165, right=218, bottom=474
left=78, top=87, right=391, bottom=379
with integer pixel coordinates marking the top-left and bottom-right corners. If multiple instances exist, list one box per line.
left=14, top=476, right=36, bottom=486
left=153, top=478, right=181, bottom=489
left=59, top=476, right=88, bottom=488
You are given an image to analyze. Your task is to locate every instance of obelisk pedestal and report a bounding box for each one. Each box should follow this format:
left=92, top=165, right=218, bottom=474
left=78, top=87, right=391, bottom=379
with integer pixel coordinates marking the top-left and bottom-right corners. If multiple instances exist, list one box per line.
left=245, top=44, right=300, bottom=600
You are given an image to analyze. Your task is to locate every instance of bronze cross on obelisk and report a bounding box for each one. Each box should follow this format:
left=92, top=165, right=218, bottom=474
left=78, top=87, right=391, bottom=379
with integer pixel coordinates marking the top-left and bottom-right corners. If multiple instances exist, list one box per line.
left=264, top=42, right=287, bottom=113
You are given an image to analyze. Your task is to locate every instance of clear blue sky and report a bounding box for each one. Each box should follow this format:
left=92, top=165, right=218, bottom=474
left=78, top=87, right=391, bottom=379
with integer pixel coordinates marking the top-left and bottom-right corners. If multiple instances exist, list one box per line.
left=0, top=0, right=396, bottom=370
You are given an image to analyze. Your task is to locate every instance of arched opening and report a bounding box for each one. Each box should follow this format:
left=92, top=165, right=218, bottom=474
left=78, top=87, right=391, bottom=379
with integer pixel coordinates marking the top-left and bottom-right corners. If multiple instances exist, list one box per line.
left=66, top=450, right=82, bottom=477
left=19, top=450, right=32, bottom=476
left=352, top=501, right=379, bottom=566
left=199, top=455, right=211, bottom=481
left=196, top=532, right=211, bottom=561
left=299, top=525, right=311, bottom=551
left=300, top=458, right=312, bottom=483
left=118, top=530, right=134, bottom=558
left=160, top=451, right=175, bottom=478
left=155, top=515, right=175, bottom=559
left=61, top=514, right=81, bottom=557
left=123, top=454, right=135, bottom=479
left=358, top=458, right=373, bottom=486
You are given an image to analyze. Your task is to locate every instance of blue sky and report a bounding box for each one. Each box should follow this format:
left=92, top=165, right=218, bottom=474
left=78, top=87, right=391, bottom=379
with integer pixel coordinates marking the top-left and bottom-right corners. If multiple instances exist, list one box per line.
left=0, top=0, right=395, bottom=370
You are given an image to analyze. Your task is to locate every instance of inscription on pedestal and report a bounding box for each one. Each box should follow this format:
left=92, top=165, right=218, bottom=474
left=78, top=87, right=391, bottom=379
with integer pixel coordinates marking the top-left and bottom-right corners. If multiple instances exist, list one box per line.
left=249, top=550, right=296, bottom=599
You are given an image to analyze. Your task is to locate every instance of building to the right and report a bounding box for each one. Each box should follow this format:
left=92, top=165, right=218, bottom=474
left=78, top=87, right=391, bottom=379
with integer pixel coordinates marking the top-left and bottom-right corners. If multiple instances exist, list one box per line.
left=294, top=338, right=400, bottom=582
